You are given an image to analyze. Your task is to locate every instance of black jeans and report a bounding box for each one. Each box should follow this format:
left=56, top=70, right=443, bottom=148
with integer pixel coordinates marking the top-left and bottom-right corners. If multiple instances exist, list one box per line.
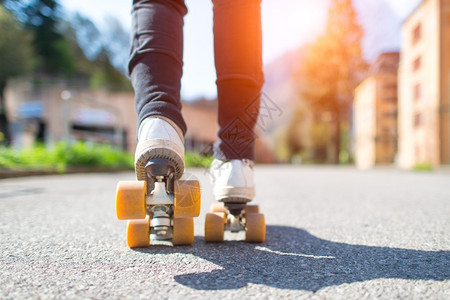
left=129, top=0, right=264, bottom=160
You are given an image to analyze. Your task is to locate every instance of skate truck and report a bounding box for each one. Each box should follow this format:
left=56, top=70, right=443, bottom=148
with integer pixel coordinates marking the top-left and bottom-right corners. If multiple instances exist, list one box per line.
left=204, top=202, right=265, bottom=243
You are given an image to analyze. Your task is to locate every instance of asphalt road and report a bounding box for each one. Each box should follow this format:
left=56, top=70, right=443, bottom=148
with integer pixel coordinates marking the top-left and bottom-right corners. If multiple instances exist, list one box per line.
left=0, top=166, right=449, bottom=299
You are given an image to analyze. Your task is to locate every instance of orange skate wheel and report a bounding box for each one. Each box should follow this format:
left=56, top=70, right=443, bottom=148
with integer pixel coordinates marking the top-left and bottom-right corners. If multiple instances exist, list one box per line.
left=210, top=203, right=227, bottom=223
left=210, top=203, right=227, bottom=213
left=174, top=180, right=201, bottom=218
left=172, top=217, right=194, bottom=245
left=116, top=181, right=146, bottom=220
left=205, top=212, right=225, bottom=242
left=244, top=205, right=259, bottom=214
left=127, top=216, right=150, bottom=248
left=245, top=213, right=265, bottom=243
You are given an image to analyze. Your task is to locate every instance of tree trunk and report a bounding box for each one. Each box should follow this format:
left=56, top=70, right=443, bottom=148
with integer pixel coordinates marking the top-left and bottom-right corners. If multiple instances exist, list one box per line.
left=334, top=109, right=341, bottom=164
left=0, top=78, right=11, bottom=146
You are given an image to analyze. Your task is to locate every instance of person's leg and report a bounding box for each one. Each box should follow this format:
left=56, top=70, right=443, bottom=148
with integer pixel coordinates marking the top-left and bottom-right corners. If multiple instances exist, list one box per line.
left=210, top=0, right=264, bottom=204
left=129, top=0, right=187, bottom=136
left=205, top=0, right=266, bottom=243
left=129, top=0, right=187, bottom=180
left=212, top=0, right=264, bottom=161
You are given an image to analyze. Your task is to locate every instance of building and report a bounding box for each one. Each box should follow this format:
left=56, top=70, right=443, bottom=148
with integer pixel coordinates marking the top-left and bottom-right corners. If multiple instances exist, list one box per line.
left=182, top=98, right=275, bottom=163
left=182, top=99, right=218, bottom=154
left=5, top=80, right=274, bottom=162
left=354, top=52, right=400, bottom=169
left=5, top=81, right=137, bottom=151
left=398, top=0, right=450, bottom=168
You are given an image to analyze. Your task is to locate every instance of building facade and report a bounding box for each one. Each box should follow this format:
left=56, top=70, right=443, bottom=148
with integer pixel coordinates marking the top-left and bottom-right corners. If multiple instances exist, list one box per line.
left=5, top=81, right=138, bottom=151
left=398, top=0, right=450, bottom=168
left=354, top=53, right=399, bottom=169
left=5, top=80, right=274, bottom=162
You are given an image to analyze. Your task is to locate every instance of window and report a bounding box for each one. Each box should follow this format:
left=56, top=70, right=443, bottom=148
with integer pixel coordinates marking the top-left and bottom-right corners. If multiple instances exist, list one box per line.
left=412, top=23, right=421, bottom=45
left=414, top=113, right=422, bottom=127
left=382, top=111, right=397, bottom=118
left=414, top=83, right=421, bottom=101
left=383, top=97, right=397, bottom=103
left=382, top=83, right=397, bottom=91
left=382, top=127, right=392, bottom=134
left=412, top=56, right=421, bottom=71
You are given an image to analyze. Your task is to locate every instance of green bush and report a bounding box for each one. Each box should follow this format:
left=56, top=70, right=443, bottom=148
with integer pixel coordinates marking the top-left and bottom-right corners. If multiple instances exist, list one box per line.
left=0, top=142, right=134, bottom=173
left=185, top=152, right=213, bottom=168
left=412, top=163, right=433, bottom=172
left=0, top=143, right=213, bottom=173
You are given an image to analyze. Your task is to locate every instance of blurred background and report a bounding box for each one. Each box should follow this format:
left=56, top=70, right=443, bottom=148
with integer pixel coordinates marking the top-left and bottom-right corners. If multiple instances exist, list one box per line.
left=0, top=0, right=448, bottom=171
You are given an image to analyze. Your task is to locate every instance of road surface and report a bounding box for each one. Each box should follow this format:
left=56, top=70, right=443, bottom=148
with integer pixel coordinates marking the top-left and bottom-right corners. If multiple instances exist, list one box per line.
left=0, top=166, right=449, bottom=299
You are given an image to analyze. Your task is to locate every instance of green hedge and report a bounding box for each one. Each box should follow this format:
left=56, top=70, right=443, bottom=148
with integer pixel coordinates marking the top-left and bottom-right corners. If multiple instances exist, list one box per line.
left=0, top=142, right=133, bottom=173
left=185, top=152, right=213, bottom=168
left=0, top=142, right=212, bottom=173
left=412, top=163, right=433, bottom=172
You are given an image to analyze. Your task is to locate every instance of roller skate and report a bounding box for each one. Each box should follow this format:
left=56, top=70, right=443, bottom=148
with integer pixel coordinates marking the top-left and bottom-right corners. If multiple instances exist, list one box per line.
left=205, top=159, right=265, bottom=243
left=115, top=116, right=201, bottom=247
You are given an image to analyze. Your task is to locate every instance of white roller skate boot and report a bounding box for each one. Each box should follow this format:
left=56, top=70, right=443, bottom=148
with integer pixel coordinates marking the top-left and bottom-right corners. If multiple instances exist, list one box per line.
left=115, top=116, right=201, bottom=247
left=210, top=159, right=255, bottom=203
left=205, top=159, right=265, bottom=243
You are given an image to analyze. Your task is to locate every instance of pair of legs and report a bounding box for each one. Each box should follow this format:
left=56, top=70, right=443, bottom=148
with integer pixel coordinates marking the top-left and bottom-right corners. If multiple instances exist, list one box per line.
left=129, top=0, right=264, bottom=202
left=129, top=0, right=264, bottom=160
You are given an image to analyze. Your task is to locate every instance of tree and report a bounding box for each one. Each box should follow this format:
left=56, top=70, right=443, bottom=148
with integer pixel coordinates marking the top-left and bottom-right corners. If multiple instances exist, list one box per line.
left=299, top=0, right=367, bottom=163
left=89, top=48, right=132, bottom=91
left=3, top=0, right=75, bottom=75
left=70, top=13, right=102, bottom=60
left=69, top=13, right=132, bottom=90
left=102, top=15, right=130, bottom=75
left=3, top=0, right=132, bottom=88
left=0, top=5, right=33, bottom=145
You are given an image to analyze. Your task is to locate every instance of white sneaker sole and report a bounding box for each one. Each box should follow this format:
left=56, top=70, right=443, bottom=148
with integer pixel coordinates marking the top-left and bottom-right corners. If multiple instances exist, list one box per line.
left=135, top=138, right=185, bottom=180
left=215, top=186, right=255, bottom=203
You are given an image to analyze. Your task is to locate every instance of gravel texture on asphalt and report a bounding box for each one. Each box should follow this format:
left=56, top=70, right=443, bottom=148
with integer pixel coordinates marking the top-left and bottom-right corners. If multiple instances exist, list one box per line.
left=0, top=166, right=449, bottom=299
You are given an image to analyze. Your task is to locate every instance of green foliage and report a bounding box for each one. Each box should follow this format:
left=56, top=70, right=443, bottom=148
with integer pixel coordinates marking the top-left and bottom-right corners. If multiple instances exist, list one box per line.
left=0, top=143, right=213, bottom=173
left=3, top=0, right=71, bottom=75
left=412, top=163, right=433, bottom=172
left=286, top=108, right=307, bottom=158
left=0, top=142, right=134, bottom=173
left=58, top=142, right=134, bottom=169
left=301, top=2, right=366, bottom=109
left=309, top=122, right=331, bottom=148
left=89, top=49, right=132, bottom=91
left=185, top=152, right=213, bottom=168
left=89, top=60, right=132, bottom=91
left=2, top=1, right=131, bottom=91
left=90, top=71, right=108, bottom=90
left=89, top=70, right=132, bottom=92
left=49, top=38, right=76, bottom=76
left=295, top=0, right=368, bottom=164
left=0, top=6, right=34, bottom=80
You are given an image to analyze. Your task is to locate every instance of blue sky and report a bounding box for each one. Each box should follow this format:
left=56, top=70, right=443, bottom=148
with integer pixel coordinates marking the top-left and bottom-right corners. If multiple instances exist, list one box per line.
left=61, top=0, right=422, bottom=100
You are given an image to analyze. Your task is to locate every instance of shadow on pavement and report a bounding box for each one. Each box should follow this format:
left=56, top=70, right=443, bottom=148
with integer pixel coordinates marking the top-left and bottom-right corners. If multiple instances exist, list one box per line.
left=135, top=225, right=449, bottom=291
